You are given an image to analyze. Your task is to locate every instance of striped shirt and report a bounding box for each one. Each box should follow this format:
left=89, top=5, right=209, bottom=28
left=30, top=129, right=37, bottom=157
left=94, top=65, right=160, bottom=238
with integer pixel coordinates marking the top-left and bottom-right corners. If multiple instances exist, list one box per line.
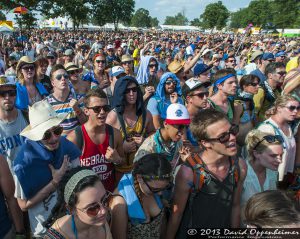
left=46, top=93, right=83, bottom=134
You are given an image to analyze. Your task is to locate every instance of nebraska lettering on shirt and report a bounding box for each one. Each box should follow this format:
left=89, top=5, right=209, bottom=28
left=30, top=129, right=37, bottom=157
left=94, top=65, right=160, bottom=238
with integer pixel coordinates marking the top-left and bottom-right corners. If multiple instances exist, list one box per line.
left=80, top=153, right=110, bottom=167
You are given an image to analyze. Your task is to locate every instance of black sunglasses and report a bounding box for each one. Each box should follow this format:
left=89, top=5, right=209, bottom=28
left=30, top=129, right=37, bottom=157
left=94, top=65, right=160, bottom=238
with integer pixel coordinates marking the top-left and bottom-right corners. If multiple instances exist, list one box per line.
left=95, top=60, right=106, bottom=64
left=253, top=135, right=284, bottom=150
left=189, top=92, right=209, bottom=98
left=86, top=105, right=111, bottom=113
left=122, top=61, right=133, bottom=65
left=0, top=90, right=17, bottom=97
left=22, top=65, right=35, bottom=71
left=205, top=124, right=239, bottom=144
left=286, top=105, right=300, bottom=112
left=248, top=82, right=259, bottom=87
left=143, top=180, right=172, bottom=193
left=68, top=70, right=79, bottom=75
left=55, top=74, right=69, bottom=81
left=276, top=71, right=287, bottom=76
left=165, top=80, right=177, bottom=86
left=124, top=87, right=138, bottom=94
left=148, top=64, right=158, bottom=68
left=42, top=126, right=63, bottom=141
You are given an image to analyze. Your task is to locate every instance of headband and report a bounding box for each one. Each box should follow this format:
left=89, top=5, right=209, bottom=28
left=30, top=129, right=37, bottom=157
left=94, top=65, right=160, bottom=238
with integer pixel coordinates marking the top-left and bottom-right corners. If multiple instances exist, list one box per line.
left=213, top=74, right=236, bottom=87
left=64, top=169, right=97, bottom=204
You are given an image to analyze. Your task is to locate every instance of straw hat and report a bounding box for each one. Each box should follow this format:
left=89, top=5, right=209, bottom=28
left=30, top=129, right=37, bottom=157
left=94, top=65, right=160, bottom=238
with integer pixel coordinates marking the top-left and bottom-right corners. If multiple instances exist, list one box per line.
left=20, top=100, right=67, bottom=141
left=16, top=56, right=36, bottom=75
left=64, top=62, right=83, bottom=73
left=168, top=60, right=185, bottom=74
left=121, top=54, right=133, bottom=62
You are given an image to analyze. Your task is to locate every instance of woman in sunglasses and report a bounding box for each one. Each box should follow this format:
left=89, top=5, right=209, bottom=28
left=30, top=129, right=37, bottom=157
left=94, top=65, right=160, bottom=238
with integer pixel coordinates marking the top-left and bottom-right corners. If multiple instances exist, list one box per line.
left=257, top=95, right=299, bottom=188
left=110, top=153, right=172, bottom=239
left=82, top=54, right=109, bottom=90
left=241, top=129, right=283, bottom=225
left=234, top=74, right=260, bottom=151
left=36, top=57, right=53, bottom=93
left=44, top=167, right=113, bottom=239
left=15, top=56, right=49, bottom=110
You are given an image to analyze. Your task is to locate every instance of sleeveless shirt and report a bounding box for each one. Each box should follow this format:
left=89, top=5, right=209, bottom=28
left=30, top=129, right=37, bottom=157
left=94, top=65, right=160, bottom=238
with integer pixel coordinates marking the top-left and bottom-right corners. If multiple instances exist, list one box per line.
left=80, top=125, right=115, bottom=192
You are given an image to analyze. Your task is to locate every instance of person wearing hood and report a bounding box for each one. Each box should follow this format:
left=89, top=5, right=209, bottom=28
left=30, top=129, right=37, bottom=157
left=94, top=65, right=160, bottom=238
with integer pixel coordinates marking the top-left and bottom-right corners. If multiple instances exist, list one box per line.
left=106, top=76, right=155, bottom=183
left=136, top=55, right=158, bottom=102
left=147, top=72, right=184, bottom=129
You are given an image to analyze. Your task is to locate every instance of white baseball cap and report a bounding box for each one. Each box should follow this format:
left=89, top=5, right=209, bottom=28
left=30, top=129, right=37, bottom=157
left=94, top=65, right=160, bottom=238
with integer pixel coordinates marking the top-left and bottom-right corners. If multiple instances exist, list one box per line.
left=107, top=44, right=114, bottom=50
left=165, top=103, right=190, bottom=125
left=121, top=42, right=128, bottom=48
left=110, top=66, right=125, bottom=77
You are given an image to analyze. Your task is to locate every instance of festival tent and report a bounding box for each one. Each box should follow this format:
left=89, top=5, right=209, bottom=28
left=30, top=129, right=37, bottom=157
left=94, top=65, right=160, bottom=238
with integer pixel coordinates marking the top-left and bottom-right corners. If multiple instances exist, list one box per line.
left=0, top=23, right=14, bottom=33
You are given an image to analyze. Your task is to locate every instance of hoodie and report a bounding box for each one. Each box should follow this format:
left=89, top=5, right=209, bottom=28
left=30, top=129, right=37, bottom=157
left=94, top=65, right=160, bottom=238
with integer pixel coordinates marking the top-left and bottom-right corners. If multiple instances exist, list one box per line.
left=136, top=55, right=158, bottom=85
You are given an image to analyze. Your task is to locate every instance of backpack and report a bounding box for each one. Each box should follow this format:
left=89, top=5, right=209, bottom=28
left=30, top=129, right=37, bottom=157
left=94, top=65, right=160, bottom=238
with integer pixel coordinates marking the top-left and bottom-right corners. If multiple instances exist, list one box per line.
left=75, top=124, right=114, bottom=151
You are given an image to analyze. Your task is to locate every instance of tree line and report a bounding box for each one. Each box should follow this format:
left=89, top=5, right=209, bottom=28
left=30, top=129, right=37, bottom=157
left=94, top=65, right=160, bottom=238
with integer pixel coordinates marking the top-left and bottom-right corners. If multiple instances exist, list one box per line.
left=0, top=0, right=299, bottom=30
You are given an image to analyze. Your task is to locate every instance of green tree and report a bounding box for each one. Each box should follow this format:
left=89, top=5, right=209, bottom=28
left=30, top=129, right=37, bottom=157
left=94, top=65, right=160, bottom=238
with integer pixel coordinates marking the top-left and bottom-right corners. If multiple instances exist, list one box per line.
left=0, top=11, right=6, bottom=20
left=246, top=0, right=273, bottom=27
left=200, top=1, right=229, bottom=30
left=164, top=12, right=188, bottom=25
left=15, top=11, right=37, bottom=30
left=92, top=0, right=135, bottom=30
left=190, top=18, right=201, bottom=27
left=150, top=17, right=159, bottom=27
left=131, top=8, right=151, bottom=28
left=272, top=0, right=299, bottom=29
left=230, top=8, right=250, bottom=29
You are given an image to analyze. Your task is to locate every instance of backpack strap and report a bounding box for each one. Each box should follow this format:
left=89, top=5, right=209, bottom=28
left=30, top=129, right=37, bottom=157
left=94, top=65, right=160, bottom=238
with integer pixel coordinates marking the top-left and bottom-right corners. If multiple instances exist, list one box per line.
left=230, top=157, right=240, bottom=186
left=186, top=153, right=206, bottom=191
left=106, top=124, right=114, bottom=148
left=21, top=109, right=29, bottom=124
left=75, top=125, right=84, bottom=151
left=116, top=111, right=128, bottom=141
left=140, top=109, right=146, bottom=135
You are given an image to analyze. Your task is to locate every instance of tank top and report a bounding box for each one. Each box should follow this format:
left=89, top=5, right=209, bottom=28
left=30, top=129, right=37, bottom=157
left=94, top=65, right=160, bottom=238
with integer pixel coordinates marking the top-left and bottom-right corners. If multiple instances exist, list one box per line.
left=208, top=99, right=234, bottom=122
left=0, top=189, right=12, bottom=238
left=80, top=125, right=115, bottom=192
left=176, top=159, right=237, bottom=238
left=118, top=115, right=145, bottom=173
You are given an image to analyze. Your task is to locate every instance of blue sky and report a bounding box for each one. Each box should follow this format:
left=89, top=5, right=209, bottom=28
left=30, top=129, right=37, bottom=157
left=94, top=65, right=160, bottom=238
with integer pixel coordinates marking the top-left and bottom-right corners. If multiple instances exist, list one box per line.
left=135, top=0, right=252, bottom=23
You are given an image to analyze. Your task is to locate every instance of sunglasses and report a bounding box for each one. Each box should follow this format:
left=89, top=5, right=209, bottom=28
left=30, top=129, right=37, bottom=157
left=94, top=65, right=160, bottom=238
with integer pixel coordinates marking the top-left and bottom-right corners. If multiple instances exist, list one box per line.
left=143, top=180, right=172, bottom=193
left=95, top=60, right=106, bottom=64
left=205, top=124, right=239, bottom=144
left=122, top=61, right=133, bottom=65
left=68, top=70, right=79, bottom=75
left=286, top=105, right=300, bottom=112
left=0, top=90, right=17, bottom=97
left=165, top=80, right=177, bottom=86
left=47, top=56, right=55, bottom=60
left=55, top=74, right=69, bottom=81
left=22, top=65, right=35, bottom=71
left=77, top=191, right=111, bottom=218
left=189, top=92, right=209, bottom=98
left=253, top=135, right=284, bottom=150
left=42, top=126, right=63, bottom=141
left=249, top=82, right=259, bottom=87
left=228, top=60, right=236, bottom=63
left=276, top=71, right=287, bottom=76
left=124, top=87, right=138, bottom=94
left=86, top=105, right=111, bottom=113
left=148, top=64, right=158, bottom=69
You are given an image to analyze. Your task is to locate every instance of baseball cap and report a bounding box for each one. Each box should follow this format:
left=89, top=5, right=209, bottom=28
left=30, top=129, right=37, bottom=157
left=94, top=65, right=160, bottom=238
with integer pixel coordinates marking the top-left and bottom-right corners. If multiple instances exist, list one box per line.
left=165, top=103, right=190, bottom=125
left=262, top=53, right=274, bottom=60
left=250, top=50, right=263, bottom=61
left=121, top=43, right=127, bottom=48
left=275, top=51, right=286, bottom=58
left=64, top=49, right=74, bottom=56
left=107, top=44, right=114, bottom=50
left=193, top=63, right=211, bottom=76
left=110, top=66, right=125, bottom=77
left=201, top=49, right=212, bottom=56
left=47, top=51, right=57, bottom=58
left=0, top=75, right=16, bottom=88
left=182, top=78, right=211, bottom=98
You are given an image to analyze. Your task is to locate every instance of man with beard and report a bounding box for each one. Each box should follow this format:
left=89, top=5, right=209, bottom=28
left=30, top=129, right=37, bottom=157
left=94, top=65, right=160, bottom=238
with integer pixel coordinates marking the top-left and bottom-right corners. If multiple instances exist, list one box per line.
left=208, top=69, right=239, bottom=124
left=166, top=109, right=246, bottom=238
left=13, top=100, right=81, bottom=237
left=147, top=72, right=184, bottom=129
left=0, top=76, right=28, bottom=171
left=67, top=88, right=125, bottom=192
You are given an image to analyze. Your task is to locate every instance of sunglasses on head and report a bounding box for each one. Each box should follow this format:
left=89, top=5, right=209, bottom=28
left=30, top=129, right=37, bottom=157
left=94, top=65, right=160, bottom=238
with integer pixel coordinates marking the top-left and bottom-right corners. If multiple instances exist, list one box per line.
left=189, top=91, right=209, bottom=98
left=42, top=126, right=63, bottom=141
left=77, top=191, right=111, bottom=218
left=205, top=124, right=239, bottom=144
left=148, top=64, right=158, bottom=69
left=22, top=65, right=35, bottom=71
left=124, top=86, right=138, bottom=94
left=253, top=135, right=284, bottom=150
left=165, top=80, right=177, bottom=86
left=276, top=71, right=287, bottom=76
left=286, top=105, right=300, bottom=112
left=55, top=74, right=69, bottom=81
left=86, top=105, right=111, bottom=113
left=0, top=90, right=17, bottom=97
left=143, top=179, right=172, bottom=193
left=95, top=60, right=106, bottom=64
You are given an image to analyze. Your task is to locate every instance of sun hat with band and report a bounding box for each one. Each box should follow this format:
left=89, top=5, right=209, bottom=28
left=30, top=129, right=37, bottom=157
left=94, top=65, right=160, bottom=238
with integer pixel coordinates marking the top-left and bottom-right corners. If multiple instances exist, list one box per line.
left=165, top=103, right=190, bottom=125
left=64, top=62, right=82, bottom=73
left=16, top=56, right=36, bottom=75
left=121, top=54, right=133, bottom=63
left=0, top=75, right=16, bottom=88
left=168, top=60, right=185, bottom=74
left=20, top=100, right=67, bottom=141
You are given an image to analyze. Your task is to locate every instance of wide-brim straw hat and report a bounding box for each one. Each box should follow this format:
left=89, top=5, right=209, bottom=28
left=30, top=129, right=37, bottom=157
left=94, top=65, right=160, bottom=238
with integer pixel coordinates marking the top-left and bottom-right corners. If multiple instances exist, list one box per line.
left=16, top=56, right=36, bottom=75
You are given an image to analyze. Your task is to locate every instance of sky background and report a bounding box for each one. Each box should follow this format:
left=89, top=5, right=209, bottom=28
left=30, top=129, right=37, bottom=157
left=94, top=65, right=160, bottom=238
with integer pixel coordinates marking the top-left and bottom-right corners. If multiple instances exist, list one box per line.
left=5, top=0, right=253, bottom=24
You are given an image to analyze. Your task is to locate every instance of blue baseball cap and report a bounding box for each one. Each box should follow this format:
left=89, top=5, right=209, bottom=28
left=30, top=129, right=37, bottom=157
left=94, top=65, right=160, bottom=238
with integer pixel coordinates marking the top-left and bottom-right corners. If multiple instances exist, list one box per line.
left=193, top=63, right=211, bottom=76
left=275, top=51, right=286, bottom=58
left=262, top=53, right=275, bottom=60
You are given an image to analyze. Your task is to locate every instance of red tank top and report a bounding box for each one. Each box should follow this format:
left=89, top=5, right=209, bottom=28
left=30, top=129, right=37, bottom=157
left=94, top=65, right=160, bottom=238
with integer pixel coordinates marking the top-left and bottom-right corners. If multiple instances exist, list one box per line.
left=80, top=125, right=115, bottom=192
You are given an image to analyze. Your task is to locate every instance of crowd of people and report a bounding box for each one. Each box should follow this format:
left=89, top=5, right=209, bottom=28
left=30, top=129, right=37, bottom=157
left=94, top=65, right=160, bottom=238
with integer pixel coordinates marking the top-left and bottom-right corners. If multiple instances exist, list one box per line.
left=0, top=29, right=300, bottom=239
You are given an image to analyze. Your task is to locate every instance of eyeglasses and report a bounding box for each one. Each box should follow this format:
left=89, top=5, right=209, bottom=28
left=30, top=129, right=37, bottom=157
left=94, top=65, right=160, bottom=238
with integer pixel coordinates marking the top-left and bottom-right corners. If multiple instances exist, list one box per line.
left=253, top=135, right=284, bottom=150
left=228, top=60, right=236, bottom=63
left=276, top=71, right=287, bottom=76
left=124, top=86, right=138, bottom=94
left=249, top=82, right=259, bottom=87
left=165, top=80, right=177, bottom=86
left=42, top=126, right=63, bottom=141
left=95, top=60, right=106, bottom=64
left=189, top=92, right=209, bottom=98
left=205, top=124, right=239, bottom=144
left=86, top=105, right=111, bottom=113
left=143, top=179, right=172, bottom=193
left=285, top=105, right=300, bottom=112
left=148, top=64, right=158, bottom=69
left=68, top=70, right=79, bottom=75
left=122, top=61, right=133, bottom=65
left=0, top=90, right=17, bottom=97
left=22, top=65, right=35, bottom=71
left=47, top=56, right=55, bottom=60
left=77, top=191, right=111, bottom=218
left=55, top=74, right=69, bottom=81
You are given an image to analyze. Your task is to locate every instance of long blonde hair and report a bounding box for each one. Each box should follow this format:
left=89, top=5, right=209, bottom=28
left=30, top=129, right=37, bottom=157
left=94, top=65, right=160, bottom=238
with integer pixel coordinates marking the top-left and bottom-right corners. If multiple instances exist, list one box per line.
left=265, top=94, right=297, bottom=118
left=17, top=62, right=39, bottom=85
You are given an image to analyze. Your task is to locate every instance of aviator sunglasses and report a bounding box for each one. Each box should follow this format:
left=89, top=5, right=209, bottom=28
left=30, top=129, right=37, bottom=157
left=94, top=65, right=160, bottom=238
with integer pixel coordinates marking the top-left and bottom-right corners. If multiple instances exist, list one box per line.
left=86, top=105, right=111, bottom=113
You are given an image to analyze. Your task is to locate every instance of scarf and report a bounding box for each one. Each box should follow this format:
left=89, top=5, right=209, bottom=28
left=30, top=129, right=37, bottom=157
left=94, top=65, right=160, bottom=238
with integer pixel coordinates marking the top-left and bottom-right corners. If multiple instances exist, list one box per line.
left=154, top=129, right=178, bottom=162
left=263, top=80, right=276, bottom=102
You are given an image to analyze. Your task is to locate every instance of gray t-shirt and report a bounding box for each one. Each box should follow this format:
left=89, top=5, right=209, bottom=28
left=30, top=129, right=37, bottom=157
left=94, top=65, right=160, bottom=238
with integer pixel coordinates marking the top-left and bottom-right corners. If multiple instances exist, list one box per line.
left=0, top=110, right=28, bottom=171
